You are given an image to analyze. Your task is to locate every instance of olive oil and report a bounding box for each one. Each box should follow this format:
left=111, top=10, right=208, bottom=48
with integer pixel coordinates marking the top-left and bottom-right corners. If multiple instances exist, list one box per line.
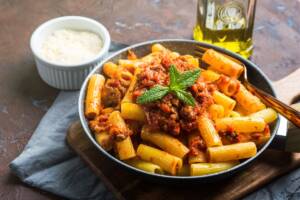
left=193, top=0, right=256, bottom=58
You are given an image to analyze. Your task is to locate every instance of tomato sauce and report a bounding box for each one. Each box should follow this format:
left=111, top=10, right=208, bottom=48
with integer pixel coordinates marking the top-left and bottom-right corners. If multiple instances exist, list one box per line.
left=133, top=53, right=215, bottom=136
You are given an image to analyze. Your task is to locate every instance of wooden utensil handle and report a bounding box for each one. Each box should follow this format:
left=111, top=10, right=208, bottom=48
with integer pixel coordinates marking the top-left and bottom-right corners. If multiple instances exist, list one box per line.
left=245, top=82, right=300, bottom=127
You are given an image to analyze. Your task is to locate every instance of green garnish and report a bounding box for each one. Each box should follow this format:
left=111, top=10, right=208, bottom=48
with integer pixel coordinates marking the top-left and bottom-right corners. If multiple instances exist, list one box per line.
left=136, top=65, right=200, bottom=106
left=135, top=85, right=169, bottom=104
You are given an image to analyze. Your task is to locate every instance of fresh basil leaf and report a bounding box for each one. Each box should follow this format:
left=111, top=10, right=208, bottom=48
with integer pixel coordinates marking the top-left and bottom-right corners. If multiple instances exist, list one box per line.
left=136, top=64, right=200, bottom=106
left=176, top=68, right=201, bottom=89
left=136, top=85, right=169, bottom=104
left=173, top=89, right=196, bottom=106
left=169, top=65, right=180, bottom=86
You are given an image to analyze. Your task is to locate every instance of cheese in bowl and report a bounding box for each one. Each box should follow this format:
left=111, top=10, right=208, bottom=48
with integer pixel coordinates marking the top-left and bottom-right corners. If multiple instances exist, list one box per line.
left=30, top=16, right=110, bottom=90
left=40, top=29, right=103, bottom=65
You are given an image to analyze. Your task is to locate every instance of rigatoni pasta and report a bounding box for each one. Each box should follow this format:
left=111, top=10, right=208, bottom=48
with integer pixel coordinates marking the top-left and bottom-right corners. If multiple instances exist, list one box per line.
left=213, top=91, right=236, bottom=116
left=95, top=131, right=113, bottom=151
left=215, top=117, right=266, bottom=133
left=121, top=102, right=146, bottom=122
left=137, top=144, right=182, bottom=175
left=108, top=111, right=135, bottom=160
left=118, top=59, right=140, bottom=73
left=208, top=142, right=257, bottom=162
left=235, top=85, right=266, bottom=114
left=198, top=115, right=222, bottom=147
left=249, top=108, right=278, bottom=123
left=151, top=43, right=168, bottom=52
left=216, top=75, right=240, bottom=97
left=85, top=44, right=276, bottom=176
left=189, top=152, right=207, bottom=164
left=121, top=69, right=140, bottom=103
left=115, top=137, right=136, bottom=160
left=200, top=69, right=220, bottom=82
left=190, top=162, right=239, bottom=176
left=126, top=158, right=163, bottom=174
left=238, top=126, right=271, bottom=147
left=208, top=104, right=224, bottom=120
left=203, top=49, right=244, bottom=78
left=141, top=126, right=189, bottom=158
left=85, top=74, right=105, bottom=119
left=188, top=133, right=207, bottom=164
left=103, top=62, right=118, bottom=78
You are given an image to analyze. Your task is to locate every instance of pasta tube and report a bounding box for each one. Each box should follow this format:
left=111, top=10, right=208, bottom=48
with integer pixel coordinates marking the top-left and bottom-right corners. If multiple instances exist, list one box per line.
left=121, top=68, right=140, bottom=103
left=203, top=49, right=244, bottom=78
left=109, top=111, right=136, bottom=160
left=118, top=70, right=133, bottom=87
left=188, top=133, right=207, bottom=164
left=121, top=102, right=146, bottom=122
left=126, top=158, right=163, bottom=174
left=103, top=62, right=118, bottom=78
left=254, top=127, right=271, bottom=146
left=141, top=126, right=189, bottom=158
left=189, top=151, right=207, bottom=164
left=216, top=75, right=240, bottom=96
left=213, top=91, right=236, bottom=116
left=95, top=131, right=113, bottom=151
left=137, top=144, right=182, bottom=175
left=198, top=115, right=222, bottom=147
left=183, top=55, right=199, bottom=68
left=234, top=85, right=266, bottom=114
left=208, top=142, right=257, bottom=162
left=151, top=43, right=168, bottom=52
left=190, top=161, right=239, bottom=176
left=249, top=108, right=278, bottom=123
left=215, top=117, right=266, bottom=133
left=200, top=69, right=220, bottom=82
left=108, top=111, right=129, bottom=135
left=239, top=127, right=271, bottom=146
left=85, top=74, right=105, bottom=119
left=208, top=104, right=224, bottom=120
left=118, top=59, right=139, bottom=73
left=115, top=137, right=136, bottom=160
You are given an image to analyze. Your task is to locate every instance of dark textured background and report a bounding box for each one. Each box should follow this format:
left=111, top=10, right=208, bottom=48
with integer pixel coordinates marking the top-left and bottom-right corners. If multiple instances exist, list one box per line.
left=0, top=0, right=299, bottom=199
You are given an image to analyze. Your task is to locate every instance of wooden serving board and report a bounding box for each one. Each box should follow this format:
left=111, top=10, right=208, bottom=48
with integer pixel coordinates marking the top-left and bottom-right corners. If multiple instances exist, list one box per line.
left=67, top=69, right=300, bottom=200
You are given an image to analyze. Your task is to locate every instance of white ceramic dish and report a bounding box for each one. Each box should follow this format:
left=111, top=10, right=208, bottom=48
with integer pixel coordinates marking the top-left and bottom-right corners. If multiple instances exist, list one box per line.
left=30, top=16, right=110, bottom=90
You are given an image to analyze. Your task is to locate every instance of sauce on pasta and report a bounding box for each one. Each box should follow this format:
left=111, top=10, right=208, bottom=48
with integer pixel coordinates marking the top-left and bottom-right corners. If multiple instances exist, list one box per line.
left=84, top=44, right=277, bottom=176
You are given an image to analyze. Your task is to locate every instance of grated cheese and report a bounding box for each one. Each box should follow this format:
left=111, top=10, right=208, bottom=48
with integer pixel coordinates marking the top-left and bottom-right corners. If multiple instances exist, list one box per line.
left=40, top=29, right=103, bottom=65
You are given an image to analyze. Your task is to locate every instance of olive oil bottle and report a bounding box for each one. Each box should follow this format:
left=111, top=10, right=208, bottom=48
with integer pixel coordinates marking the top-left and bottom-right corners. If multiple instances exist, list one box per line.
left=193, top=0, right=257, bottom=58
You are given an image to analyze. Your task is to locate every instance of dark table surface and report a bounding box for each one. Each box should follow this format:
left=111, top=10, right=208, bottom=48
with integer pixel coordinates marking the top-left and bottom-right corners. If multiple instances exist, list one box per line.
left=0, top=0, right=299, bottom=199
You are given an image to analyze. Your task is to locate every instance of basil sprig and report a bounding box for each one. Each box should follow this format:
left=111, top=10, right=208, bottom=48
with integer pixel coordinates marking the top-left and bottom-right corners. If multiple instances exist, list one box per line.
left=136, top=65, right=200, bottom=106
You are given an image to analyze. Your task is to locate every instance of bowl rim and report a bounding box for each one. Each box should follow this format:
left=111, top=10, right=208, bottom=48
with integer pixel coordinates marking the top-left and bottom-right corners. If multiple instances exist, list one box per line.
left=30, top=16, right=111, bottom=69
left=78, top=39, right=281, bottom=180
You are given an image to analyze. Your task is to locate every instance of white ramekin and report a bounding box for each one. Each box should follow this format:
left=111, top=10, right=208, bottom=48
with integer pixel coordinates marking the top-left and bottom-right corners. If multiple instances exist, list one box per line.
left=30, top=16, right=110, bottom=90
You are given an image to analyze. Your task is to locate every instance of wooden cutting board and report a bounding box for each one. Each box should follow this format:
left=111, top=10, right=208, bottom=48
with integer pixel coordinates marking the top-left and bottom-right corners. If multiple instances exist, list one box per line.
left=67, top=69, right=300, bottom=200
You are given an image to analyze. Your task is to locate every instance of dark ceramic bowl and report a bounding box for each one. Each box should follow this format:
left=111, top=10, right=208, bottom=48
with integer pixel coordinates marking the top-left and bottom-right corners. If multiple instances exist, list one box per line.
left=78, top=39, right=284, bottom=183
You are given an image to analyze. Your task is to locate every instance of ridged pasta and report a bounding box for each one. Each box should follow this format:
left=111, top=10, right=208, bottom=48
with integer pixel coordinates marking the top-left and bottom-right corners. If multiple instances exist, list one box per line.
left=84, top=44, right=277, bottom=177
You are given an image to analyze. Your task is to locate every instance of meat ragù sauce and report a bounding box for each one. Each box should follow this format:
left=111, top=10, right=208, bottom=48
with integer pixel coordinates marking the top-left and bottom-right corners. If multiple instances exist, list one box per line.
left=133, top=52, right=215, bottom=136
left=85, top=44, right=276, bottom=176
